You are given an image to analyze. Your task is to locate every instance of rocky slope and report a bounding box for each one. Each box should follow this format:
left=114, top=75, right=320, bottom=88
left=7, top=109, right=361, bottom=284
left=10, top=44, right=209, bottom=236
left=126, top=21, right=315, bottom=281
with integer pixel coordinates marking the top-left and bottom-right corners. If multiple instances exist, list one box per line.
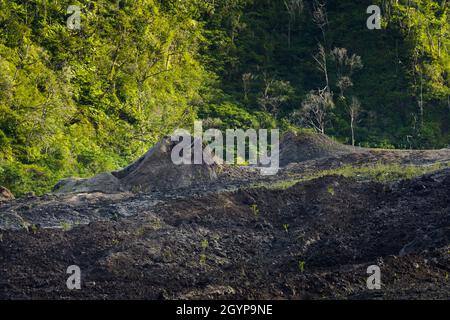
left=1, top=132, right=450, bottom=299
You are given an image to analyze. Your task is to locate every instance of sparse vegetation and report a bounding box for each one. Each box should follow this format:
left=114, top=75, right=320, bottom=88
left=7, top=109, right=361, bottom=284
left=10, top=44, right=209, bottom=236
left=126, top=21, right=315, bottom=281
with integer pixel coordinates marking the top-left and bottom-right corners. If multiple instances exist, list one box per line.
left=60, top=221, right=72, bottom=232
left=20, top=220, right=30, bottom=232
left=319, top=162, right=450, bottom=184
left=135, top=226, right=146, bottom=236
left=298, top=260, right=305, bottom=273
left=250, top=203, right=259, bottom=216
left=131, top=185, right=144, bottom=194
left=199, top=239, right=209, bottom=267
left=201, top=239, right=209, bottom=250
left=153, top=219, right=162, bottom=230
left=255, top=161, right=450, bottom=191
left=30, top=224, right=38, bottom=234
left=327, top=185, right=335, bottom=196
left=199, top=254, right=207, bottom=266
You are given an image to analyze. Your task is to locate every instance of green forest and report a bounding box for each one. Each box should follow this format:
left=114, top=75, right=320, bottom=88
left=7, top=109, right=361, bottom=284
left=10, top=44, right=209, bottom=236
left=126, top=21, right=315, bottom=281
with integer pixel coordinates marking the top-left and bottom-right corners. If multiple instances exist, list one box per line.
left=1, top=0, right=449, bottom=195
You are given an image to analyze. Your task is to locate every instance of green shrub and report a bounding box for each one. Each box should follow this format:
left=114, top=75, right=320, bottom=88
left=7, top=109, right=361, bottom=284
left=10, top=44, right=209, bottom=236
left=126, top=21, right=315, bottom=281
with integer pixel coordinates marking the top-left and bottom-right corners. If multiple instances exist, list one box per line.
left=0, top=161, right=57, bottom=196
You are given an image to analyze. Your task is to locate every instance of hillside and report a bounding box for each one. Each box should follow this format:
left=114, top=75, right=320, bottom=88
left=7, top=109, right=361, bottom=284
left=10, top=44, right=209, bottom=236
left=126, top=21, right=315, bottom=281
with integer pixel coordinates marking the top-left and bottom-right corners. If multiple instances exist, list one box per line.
left=1, top=133, right=450, bottom=299
left=1, top=0, right=450, bottom=196
left=1, top=0, right=450, bottom=301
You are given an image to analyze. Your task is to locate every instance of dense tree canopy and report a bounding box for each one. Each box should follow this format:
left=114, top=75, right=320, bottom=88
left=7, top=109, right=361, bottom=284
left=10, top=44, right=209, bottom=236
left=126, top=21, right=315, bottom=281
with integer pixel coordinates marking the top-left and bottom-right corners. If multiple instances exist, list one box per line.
left=0, top=0, right=215, bottom=194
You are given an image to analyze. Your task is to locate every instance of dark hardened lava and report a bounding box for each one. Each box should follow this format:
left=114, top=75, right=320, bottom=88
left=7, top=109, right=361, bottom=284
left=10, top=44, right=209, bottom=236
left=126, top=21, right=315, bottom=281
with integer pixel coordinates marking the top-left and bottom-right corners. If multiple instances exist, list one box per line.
left=1, top=169, right=450, bottom=299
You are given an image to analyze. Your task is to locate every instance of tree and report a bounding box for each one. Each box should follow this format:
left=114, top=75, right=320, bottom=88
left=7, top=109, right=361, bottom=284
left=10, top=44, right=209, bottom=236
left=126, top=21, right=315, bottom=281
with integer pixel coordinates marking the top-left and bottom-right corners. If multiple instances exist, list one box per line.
left=390, top=0, right=450, bottom=144
left=296, top=88, right=334, bottom=134
left=284, top=0, right=304, bottom=48
left=257, top=74, right=294, bottom=115
left=348, top=96, right=360, bottom=146
left=312, top=0, right=328, bottom=45
left=330, top=47, right=363, bottom=99
left=0, top=0, right=216, bottom=195
left=313, top=43, right=330, bottom=93
left=242, top=72, right=254, bottom=101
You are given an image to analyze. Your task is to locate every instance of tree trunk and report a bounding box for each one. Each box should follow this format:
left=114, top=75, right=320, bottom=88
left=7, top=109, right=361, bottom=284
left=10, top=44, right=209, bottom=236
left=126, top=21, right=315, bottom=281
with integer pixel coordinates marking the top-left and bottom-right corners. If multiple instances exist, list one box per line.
left=351, top=115, right=355, bottom=146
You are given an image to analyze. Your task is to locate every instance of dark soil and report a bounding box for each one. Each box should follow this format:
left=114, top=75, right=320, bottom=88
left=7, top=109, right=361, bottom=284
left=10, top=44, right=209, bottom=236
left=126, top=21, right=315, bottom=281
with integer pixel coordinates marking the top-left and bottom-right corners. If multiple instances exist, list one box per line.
left=1, top=170, right=450, bottom=299
left=1, top=133, right=450, bottom=300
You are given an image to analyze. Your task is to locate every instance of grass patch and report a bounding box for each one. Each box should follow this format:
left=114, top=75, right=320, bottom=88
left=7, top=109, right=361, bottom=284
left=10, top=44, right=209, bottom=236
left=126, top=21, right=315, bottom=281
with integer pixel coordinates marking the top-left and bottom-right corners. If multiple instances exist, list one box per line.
left=318, top=162, right=450, bottom=183
left=254, top=161, right=450, bottom=190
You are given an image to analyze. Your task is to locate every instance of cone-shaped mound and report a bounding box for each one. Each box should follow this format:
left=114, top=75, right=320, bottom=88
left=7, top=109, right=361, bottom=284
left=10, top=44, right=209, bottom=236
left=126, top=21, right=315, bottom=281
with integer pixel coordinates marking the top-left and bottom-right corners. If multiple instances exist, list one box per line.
left=114, top=137, right=220, bottom=191
left=279, top=131, right=356, bottom=166
left=53, top=137, right=220, bottom=194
